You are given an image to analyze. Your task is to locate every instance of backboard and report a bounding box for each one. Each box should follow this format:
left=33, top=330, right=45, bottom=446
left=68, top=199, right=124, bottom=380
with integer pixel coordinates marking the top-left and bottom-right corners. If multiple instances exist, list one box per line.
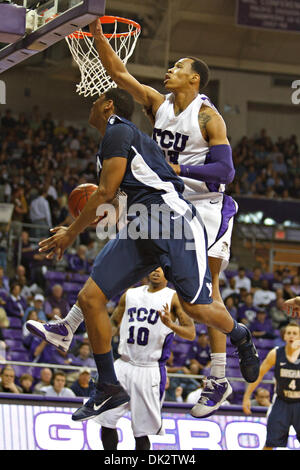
left=0, top=0, right=106, bottom=73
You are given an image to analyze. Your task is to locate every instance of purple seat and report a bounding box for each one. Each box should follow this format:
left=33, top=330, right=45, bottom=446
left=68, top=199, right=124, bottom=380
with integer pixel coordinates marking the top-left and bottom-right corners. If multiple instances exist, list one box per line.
left=32, top=366, right=44, bottom=379
left=10, top=351, right=30, bottom=362
left=68, top=293, right=79, bottom=305
left=262, top=273, right=274, bottom=281
left=2, top=329, right=23, bottom=340
left=254, top=338, right=274, bottom=349
left=4, top=338, right=24, bottom=350
left=231, top=380, right=246, bottom=393
left=45, top=271, right=66, bottom=282
left=13, top=365, right=33, bottom=378
left=226, top=344, right=236, bottom=356
left=227, top=356, right=239, bottom=367
left=227, top=367, right=241, bottom=378
left=9, top=317, right=22, bottom=329
left=70, top=273, right=89, bottom=283
left=225, top=270, right=238, bottom=279
left=63, top=282, right=81, bottom=293
left=257, top=348, right=269, bottom=360
left=263, top=370, right=274, bottom=380
left=171, top=340, right=193, bottom=366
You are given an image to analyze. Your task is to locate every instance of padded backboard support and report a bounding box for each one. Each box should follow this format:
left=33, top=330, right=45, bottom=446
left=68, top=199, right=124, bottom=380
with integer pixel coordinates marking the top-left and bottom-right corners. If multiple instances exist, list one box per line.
left=0, top=4, right=26, bottom=44
left=0, top=0, right=106, bottom=74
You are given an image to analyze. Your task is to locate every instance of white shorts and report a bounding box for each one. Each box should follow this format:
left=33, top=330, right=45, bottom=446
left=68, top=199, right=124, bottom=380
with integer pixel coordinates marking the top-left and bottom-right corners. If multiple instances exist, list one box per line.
left=93, top=358, right=165, bottom=438
left=192, top=194, right=238, bottom=271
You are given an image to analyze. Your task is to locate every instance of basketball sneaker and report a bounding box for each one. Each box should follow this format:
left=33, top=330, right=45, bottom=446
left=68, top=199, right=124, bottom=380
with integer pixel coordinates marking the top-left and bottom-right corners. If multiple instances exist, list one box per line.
left=25, top=317, right=73, bottom=353
left=191, top=377, right=232, bottom=418
left=231, top=323, right=260, bottom=383
left=72, top=381, right=130, bottom=421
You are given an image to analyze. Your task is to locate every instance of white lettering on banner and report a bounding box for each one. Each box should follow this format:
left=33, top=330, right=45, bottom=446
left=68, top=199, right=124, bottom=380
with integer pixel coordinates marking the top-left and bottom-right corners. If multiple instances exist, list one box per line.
left=177, top=419, right=222, bottom=450
left=0, top=404, right=299, bottom=450
left=0, top=80, right=5, bottom=104
left=225, top=421, right=267, bottom=450
left=34, top=412, right=85, bottom=450
left=85, top=418, right=104, bottom=450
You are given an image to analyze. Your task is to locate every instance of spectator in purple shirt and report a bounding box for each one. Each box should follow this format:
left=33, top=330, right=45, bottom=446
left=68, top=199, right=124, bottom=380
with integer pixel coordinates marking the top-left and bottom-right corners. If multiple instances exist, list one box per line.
left=168, top=337, right=193, bottom=370
left=5, top=282, right=27, bottom=318
left=14, top=230, right=36, bottom=272
left=29, top=336, right=69, bottom=366
left=44, top=284, right=70, bottom=319
left=250, top=309, right=277, bottom=339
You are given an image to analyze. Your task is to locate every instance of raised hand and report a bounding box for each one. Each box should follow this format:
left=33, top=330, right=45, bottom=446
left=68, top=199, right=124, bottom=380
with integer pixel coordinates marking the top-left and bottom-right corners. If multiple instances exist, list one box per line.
left=89, top=18, right=104, bottom=40
left=158, top=303, right=173, bottom=329
left=38, top=226, right=77, bottom=261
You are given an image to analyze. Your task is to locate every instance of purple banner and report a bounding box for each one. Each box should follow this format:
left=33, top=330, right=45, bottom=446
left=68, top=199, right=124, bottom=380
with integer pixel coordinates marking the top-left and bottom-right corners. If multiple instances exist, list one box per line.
left=237, top=0, right=300, bottom=33
left=0, top=402, right=299, bottom=450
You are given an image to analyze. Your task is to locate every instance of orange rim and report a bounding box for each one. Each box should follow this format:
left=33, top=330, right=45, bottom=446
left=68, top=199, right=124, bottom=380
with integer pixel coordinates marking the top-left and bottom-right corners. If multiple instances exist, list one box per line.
left=68, top=15, right=141, bottom=39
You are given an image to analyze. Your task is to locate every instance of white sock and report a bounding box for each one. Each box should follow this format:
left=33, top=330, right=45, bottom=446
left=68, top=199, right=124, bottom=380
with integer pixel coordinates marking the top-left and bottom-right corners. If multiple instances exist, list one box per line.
left=64, top=304, right=84, bottom=334
left=210, top=353, right=226, bottom=379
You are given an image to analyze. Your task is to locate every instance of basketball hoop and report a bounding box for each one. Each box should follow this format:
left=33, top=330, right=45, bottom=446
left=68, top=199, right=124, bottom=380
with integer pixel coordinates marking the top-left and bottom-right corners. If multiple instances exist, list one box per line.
left=65, top=16, right=141, bottom=97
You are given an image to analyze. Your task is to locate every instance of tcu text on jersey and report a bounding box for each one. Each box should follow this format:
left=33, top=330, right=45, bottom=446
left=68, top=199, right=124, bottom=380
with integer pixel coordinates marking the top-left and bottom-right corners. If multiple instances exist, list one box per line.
left=127, top=306, right=160, bottom=325
left=152, top=128, right=189, bottom=164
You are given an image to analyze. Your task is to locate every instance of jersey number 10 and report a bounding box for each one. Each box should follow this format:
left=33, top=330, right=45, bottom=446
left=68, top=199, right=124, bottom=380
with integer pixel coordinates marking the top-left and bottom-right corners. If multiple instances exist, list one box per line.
left=127, top=326, right=149, bottom=346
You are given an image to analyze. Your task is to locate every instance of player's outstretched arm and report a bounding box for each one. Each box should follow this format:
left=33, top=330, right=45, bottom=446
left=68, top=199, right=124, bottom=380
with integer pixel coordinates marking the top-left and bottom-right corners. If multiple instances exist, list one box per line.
left=159, top=293, right=196, bottom=341
left=89, top=19, right=164, bottom=112
left=110, top=292, right=127, bottom=336
left=242, top=348, right=276, bottom=415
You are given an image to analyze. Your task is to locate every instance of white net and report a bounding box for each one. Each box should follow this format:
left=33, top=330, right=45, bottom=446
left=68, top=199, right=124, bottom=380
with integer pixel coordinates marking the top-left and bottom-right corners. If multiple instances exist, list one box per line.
left=65, top=17, right=141, bottom=97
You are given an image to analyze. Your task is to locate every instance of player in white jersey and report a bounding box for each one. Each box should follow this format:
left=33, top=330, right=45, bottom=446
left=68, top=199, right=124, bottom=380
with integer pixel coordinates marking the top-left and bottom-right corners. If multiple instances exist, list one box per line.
left=94, top=267, right=195, bottom=450
left=86, top=19, right=237, bottom=417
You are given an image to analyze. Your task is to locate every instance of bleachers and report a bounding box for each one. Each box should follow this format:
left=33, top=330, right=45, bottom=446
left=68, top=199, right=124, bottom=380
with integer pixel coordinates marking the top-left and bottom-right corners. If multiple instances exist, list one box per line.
left=0, top=267, right=281, bottom=403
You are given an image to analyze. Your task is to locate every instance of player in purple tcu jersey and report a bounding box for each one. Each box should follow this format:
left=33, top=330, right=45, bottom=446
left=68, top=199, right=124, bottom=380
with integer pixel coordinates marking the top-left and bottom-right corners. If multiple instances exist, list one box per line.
left=87, top=18, right=238, bottom=418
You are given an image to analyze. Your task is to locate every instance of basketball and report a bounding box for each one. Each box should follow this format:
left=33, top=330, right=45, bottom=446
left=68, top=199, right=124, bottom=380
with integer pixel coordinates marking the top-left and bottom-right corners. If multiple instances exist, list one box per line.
left=68, top=183, right=98, bottom=218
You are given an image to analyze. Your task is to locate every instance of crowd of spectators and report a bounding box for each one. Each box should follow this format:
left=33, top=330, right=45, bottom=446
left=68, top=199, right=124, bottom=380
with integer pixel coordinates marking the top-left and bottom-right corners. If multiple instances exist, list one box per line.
left=2, top=259, right=296, bottom=403
left=0, top=108, right=300, bottom=405
left=227, top=129, right=300, bottom=199
left=0, top=106, right=99, bottom=269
